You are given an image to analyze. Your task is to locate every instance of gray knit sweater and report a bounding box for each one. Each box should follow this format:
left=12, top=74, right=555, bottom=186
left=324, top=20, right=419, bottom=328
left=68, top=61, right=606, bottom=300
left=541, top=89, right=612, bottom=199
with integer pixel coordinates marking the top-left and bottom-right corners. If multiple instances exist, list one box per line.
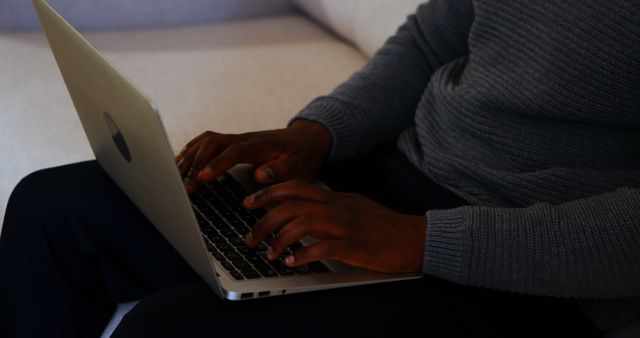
left=294, top=0, right=640, bottom=331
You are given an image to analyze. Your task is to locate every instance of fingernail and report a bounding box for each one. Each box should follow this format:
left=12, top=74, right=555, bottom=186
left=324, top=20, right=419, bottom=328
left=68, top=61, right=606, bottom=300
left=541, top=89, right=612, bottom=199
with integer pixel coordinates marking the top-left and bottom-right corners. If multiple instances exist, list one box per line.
left=284, top=255, right=295, bottom=266
left=266, top=247, right=274, bottom=260
left=244, top=195, right=255, bottom=206
left=199, top=167, right=212, bottom=180
left=263, top=167, right=275, bottom=182
left=244, top=232, right=253, bottom=243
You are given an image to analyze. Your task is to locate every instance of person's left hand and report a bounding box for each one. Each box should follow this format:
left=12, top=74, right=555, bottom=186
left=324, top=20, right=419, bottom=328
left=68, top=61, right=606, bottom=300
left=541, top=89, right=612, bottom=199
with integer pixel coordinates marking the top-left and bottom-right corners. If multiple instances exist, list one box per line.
left=243, top=180, right=427, bottom=274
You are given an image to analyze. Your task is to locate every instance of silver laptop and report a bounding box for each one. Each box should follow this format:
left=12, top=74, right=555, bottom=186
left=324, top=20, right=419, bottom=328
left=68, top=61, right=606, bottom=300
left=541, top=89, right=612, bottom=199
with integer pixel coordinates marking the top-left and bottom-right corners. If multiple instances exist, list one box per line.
left=33, top=0, right=421, bottom=300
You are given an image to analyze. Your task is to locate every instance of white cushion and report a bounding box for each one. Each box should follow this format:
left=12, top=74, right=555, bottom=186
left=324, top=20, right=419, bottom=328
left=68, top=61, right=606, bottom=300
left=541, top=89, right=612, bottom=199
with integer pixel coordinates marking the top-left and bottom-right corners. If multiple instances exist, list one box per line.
left=292, top=0, right=427, bottom=57
left=0, top=15, right=366, bottom=224
left=101, top=301, right=139, bottom=338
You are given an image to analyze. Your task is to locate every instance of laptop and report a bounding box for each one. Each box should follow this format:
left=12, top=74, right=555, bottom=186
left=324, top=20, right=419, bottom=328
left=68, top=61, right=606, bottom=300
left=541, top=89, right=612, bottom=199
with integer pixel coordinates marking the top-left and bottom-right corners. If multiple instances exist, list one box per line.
left=33, top=0, right=421, bottom=300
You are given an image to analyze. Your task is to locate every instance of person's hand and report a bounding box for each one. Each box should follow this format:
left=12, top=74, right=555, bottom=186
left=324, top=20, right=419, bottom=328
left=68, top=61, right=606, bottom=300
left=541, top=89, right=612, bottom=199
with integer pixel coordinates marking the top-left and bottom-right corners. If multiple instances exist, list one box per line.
left=243, top=180, right=427, bottom=274
left=175, top=120, right=332, bottom=193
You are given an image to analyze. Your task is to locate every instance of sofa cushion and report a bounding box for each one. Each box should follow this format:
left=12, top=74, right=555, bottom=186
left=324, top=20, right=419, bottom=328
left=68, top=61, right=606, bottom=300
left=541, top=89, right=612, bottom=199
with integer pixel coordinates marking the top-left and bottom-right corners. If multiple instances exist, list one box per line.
left=292, top=0, right=427, bottom=57
left=0, top=15, right=366, bottom=223
left=0, top=0, right=294, bottom=30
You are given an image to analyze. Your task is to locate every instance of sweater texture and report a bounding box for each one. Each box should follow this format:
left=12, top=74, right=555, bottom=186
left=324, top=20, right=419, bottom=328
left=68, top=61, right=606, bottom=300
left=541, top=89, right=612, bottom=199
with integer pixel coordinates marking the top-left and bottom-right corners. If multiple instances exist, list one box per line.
left=293, top=0, right=640, bottom=331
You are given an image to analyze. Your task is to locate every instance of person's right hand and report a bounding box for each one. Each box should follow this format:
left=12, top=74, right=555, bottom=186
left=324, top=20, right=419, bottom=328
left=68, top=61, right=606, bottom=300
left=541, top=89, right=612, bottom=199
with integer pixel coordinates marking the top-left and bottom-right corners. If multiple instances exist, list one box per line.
left=175, top=120, right=333, bottom=193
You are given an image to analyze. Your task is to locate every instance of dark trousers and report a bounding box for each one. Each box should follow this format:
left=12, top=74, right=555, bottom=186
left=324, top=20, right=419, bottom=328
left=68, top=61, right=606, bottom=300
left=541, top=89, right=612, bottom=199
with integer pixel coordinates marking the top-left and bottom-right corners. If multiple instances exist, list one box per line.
left=0, top=142, right=598, bottom=338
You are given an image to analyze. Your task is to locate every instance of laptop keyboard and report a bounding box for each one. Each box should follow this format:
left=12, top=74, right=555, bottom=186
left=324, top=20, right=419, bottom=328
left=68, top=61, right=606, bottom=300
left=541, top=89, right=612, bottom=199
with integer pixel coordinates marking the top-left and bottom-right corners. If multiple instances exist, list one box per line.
left=192, top=173, right=331, bottom=280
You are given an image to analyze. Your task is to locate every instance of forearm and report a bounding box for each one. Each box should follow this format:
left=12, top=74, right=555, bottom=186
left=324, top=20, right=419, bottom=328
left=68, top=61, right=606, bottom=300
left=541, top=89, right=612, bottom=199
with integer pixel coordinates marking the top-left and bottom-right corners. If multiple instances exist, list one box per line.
left=423, top=187, right=640, bottom=298
left=293, top=0, right=474, bottom=161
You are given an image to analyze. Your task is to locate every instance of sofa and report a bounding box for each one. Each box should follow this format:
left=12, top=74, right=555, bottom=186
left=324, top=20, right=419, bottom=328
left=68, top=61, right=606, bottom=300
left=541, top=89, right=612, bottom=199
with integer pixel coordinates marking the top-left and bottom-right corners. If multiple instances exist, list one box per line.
left=0, top=0, right=423, bottom=335
left=0, top=0, right=425, bottom=229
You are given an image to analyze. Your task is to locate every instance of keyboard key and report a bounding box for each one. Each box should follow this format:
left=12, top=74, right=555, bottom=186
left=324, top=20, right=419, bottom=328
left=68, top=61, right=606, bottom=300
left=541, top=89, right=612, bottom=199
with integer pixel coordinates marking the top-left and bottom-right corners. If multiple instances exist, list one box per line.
left=219, top=229, right=237, bottom=239
left=227, top=216, right=244, bottom=227
left=197, top=202, right=216, bottom=216
left=240, top=214, right=256, bottom=223
left=210, top=250, right=225, bottom=262
left=222, top=173, right=249, bottom=199
left=228, top=236, right=246, bottom=247
left=216, top=243, right=233, bottom=254
left=245, top=253, right=264, bottom=265
left=208, top=181, right=234, bottom=201
left=254, top=262, right=278, bottom=278
left=231, top=259, right=252, bottom=271
left=241, top=269, right=261, bottom=279
left=197, top=185, right=215, bottom=198
left=195, top=213, right=206, bottom=225
left=224, top=251, right=243, bottom=262
left=207, top=233, right=226, bottom=244
left=206, top=213, right=225, bottom=227
left=269, top=259, right=296, bottom=276
left=229, top=269, right=244, bottom=280
left=200, top=226, right=215, bottom=235
left=220, top=260, right=234, bottom=272
left=218, top=208, right=234, bottom=220
left=237, top=246, right=256, bottom=255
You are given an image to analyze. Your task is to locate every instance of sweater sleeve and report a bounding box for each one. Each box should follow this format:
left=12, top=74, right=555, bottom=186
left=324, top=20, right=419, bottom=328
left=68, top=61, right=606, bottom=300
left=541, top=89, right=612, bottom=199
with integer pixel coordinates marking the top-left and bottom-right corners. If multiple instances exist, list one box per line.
left=291, top=0, right=474, bottom=161
left=423, top=186, right=640, bottom=299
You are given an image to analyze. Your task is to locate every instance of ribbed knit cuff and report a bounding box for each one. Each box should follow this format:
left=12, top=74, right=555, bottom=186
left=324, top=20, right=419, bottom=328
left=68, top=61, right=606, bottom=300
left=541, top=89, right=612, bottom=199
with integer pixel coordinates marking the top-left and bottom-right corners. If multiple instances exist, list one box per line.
left=289, top=96, right=359, bottom=162
left=423, top=208, right=467, bottom=284
left=579, top=299, right=640, bottom=331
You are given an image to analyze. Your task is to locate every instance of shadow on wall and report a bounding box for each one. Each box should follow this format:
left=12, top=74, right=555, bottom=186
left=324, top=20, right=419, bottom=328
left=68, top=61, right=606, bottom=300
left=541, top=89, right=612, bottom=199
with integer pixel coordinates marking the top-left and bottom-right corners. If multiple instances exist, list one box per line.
left=0, top=0, right=295, bottom=31
left=290, top=0, right=427, bottom=57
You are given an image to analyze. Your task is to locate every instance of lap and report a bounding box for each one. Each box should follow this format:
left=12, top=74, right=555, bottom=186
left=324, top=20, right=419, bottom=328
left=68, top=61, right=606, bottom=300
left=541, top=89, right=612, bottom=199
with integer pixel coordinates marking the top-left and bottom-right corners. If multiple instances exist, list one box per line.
left=2, top=144, right=599, bottom=338
left=114, top=276, right=597, bottom=338
left=107, top=142, right=596, bottom=338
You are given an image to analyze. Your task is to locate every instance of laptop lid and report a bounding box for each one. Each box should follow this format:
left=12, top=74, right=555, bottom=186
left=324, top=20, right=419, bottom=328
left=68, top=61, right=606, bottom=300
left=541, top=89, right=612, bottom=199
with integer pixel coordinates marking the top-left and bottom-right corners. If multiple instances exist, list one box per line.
left=32, top=0, right=224, bottom=298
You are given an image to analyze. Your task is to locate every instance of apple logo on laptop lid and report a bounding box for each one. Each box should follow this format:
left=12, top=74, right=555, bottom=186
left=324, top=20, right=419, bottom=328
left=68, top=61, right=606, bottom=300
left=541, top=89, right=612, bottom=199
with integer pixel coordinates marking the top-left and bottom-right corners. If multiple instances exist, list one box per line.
left=103, top=112, right=132, bottom=163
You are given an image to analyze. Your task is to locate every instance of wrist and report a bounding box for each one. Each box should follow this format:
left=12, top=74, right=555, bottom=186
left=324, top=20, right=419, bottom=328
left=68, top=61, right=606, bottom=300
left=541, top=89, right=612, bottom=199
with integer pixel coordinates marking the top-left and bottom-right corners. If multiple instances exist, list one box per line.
left=289, top=119, right=333, bottom=158
left=397, top=214, right=427, bottom=272
left=414, top=215, right=428, bottom=272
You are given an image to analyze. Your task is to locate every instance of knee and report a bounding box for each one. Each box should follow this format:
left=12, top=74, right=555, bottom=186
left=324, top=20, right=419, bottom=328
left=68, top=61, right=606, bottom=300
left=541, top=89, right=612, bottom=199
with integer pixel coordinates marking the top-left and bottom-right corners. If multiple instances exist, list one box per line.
left=2, top=170, right=56, bottom=239
left=10, top=161, right=102, bottom=206
left=5, top=167, right=73, bottom=224
left=9, top=169, right=55, bottom=206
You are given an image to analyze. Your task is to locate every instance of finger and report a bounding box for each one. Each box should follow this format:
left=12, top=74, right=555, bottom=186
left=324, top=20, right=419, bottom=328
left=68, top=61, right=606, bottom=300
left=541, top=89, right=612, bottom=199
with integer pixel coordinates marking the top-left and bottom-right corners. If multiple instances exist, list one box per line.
left=253, top=153, right=307, bottom=184
left=198, top=141, right=275, bottom=182
left=244, top=200, right=326, bottom=247
left=178, top=140, right=205, bottom=177
left=283, top=240, right=343, bottom=267
left=268, top=215, right=338, bottom=260
left=184, top=138, right=234, bottom=192
left=176, top=132, right=211, bottom=164
left=179, top=131, right=215, bottom=158
left=244, top=180, right=331, bottom=209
